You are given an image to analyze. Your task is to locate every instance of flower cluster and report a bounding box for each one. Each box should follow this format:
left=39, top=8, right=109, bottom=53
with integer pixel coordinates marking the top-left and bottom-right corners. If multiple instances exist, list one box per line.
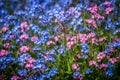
left=0, top=0, right=120, bottom=80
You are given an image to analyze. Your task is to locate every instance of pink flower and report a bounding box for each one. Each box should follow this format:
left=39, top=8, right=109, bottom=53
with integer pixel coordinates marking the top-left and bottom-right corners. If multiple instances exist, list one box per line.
left=99, top=63, right=108, bottom=69
left=80, top=37, right=88, bottom=43
left=115, top=38, right=120, bottom=42
left=19, top=34, right=28, bottom=41
left=76, top=34, right=82, bottom=39
left=0, top=50, right=8, bottom=57
left=25, top=64, right=34, bottom=69
left=3, top=43, right=10, bottom=48
left=11, top=75, right=20, bottom=80
left=88, top=32, right=96, bottom=38
left=103, top=1, right=111, bottom=6
left=89, top=60, right=98, bottom=67
left=77, top=34, right=88, bottom=43
left=71, top=36, right=77, bottom=41
left=46, top=40, right=55, bottom=46
left=70, top=36, right=77, bottom=44
left=60, top=33, right=65, bottom=37
left=91, top=38, right=98, bottom=45
left=31, top=36, right=38, bottom=42
left=109, top=58, right=117, bottom=64
left=105, top=7, right=114, bottom=14
left=99, top=37, right=106, bottom=42
left=110, top=48, right=114, bottom=53
left=92, top=13, right=105, bottom=20
left=44, top=55, right=48, bottom=61
left=2, top=26, right=8, bottom=32
left=97, top=52, right=106, bottom=62
left=72, top=63, right=80, bottom=71
left=10, top=34, right=15, bottom=39
left=86, top=19, right=98, bottom=28
left=54, top=19, right=59, bottom=23
left=69, top=7, right=75, bottom=12
left=67, top=41, right=74, bottom=48
left=88, top=5, right=98, bottom=14
left=66, top=35, right=71, bottom=41
left=77, top=12, right=82, bottom=16
left=27, top=57, right=36, bottom=63
left=54, top=36, right=59, bottom=42
left=20, top=21, right=29, bottom=32
left=77, top=54, right=81, bottom=59
left=20, top=46, right=29, bottom=53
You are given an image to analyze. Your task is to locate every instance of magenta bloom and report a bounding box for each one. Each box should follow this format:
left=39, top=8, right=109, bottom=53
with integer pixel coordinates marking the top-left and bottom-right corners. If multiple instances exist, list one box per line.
left=27, top=57, right=36, bottom=63
left=11, top=75, right=20, bottom=80
left=0, top=50, right=8, bottom=57
left=67, top=41, right=74, bottom=49
left=99, top=37, right=106, bottom=42
left=3, top=42, right=10, bottom=48
left=88, top=32, right=96, bottom=38
left=20, top=21, right=29, bottom=32
left=86, top=19, right=98, bottom=28
left=46, top=40, right=55, bottom=46
left=109, top=58, right=117, bottom=64
left=31, top=36, right=38, bottom=42
left=88, top=5, right=98, bottom=14
left=98, top=63, right=108, bottom=69
left=97, top=52, right=106, bottom=62
left=19, top=34, right=28, bottom=41
left=2, top=26, right=8, bottom=32
left=20, top=46, right=29, bottom=53
left=89, top=60, right=98, bottom=67
left=105, top=7, right=114, bottom=14
left=25, top=63, right=34, bottom=69
left=103, top=1, right=111, bottom=6
left=72, top=63, right=80, bottom=71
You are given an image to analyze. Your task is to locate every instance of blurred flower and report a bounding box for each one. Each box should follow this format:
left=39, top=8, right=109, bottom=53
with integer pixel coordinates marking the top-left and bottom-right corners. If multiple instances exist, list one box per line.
left=19, top=34, right=28, bottom=41
left=20, top=46, right=29, bottom=53
left=105, top=69, right=113, bottom=76
left=18, top=69, right=28, bottom=77
left=46, top=40, right=55, bottom=46
left=72, top=63, right=80, bottom=71
left=109, top=58, right=117, bottom=64
left=105, top=7, right=114, bottom=14
left=97, top=52, right=106, bottom=62
left=31, top=36, right=38, bottom=42
left=2, top=26, right=8, bottom=32
left=89, top=60, right=98, bottom=67
left=0, top=50, right=8, bottom=57
left=85, top=69, right=93, bottom=74
left=11, top=75, right=20, bottom=80
left=73, top=71, right=82, bottom=80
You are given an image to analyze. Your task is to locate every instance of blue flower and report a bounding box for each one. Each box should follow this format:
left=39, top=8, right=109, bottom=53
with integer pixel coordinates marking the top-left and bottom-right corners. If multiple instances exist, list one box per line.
left=47, top=68, right=58, bottom=78
left=80, top=43, right=89, bottom=54
left=85, top=69, right=93, bottom=74
left=73, top=71, right=81, bottom=79
left=0, top=63, right=6, bottom=70
left=18, top=69, right=28, bottom=77
left=45, top=55, right=56, bottom=62
left=58, top=48, right=64, bottom=54
left=82, top=55, right=88, bottom=59
left=33, top=46, right=41, bottom=51
left=106, top=62, right=114, bottom=68
left=105, top=69, right=113, bottom=76
left=33, top=64, right=48, bottom=71
left=18, top=54, right=30, bottom=63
